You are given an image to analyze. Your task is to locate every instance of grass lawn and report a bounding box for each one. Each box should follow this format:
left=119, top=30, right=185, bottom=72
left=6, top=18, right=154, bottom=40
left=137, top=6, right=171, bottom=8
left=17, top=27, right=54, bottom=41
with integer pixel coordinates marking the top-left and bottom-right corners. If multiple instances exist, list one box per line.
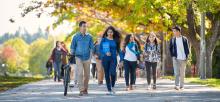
left=0, top=76, right=44, bottom=92
left=162, top=76, right=220, bottom=89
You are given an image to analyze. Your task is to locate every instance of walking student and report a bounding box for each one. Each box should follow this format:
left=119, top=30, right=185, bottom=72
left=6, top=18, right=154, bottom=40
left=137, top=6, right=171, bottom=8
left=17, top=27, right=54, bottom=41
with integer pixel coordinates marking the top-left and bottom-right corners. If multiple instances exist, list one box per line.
left=70, top=21, right=94, bottom=96
left=99, top=26, right=121, bottom=95
left=93, top=38, right=104, bottom=85
left=123, top=34, right=141, bottom=91
left=169, top=25, right=190, bottom=90
left=144, top=32, right=161, bottom=90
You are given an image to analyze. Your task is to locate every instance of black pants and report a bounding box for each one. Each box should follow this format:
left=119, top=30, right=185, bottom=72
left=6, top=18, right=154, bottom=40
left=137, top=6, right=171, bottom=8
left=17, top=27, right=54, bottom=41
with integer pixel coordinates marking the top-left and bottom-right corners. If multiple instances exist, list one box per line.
left=145, top=61, right=157, bottom=85
left=91, top=63, right=97, bottom=79
left=61, top=64, right=65, bottom=79
left=124, top=60, right=137, bottom=86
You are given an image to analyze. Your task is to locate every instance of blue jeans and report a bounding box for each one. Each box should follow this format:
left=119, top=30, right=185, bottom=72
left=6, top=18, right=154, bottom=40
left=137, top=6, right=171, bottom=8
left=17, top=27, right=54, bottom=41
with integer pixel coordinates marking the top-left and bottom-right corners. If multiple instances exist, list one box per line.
left=53, top=62, right=62, bottom=81
left=102, top=58, right=117, bottom=91
left=124, top=60, right=137, bottom=86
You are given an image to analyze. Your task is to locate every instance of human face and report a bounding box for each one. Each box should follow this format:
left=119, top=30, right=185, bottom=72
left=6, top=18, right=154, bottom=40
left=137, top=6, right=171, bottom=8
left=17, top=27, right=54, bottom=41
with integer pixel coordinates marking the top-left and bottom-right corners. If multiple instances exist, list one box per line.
left=107, top=29, right=113, bottom=38
left=57, top=42, right=62, bottom=48
left=130, top=35, right=135, bottom=42
left=149, top=34, right=156, bottom=43
left=172, top=29, right=181, bottom=37
left=80, top=23, right=87, bottom=34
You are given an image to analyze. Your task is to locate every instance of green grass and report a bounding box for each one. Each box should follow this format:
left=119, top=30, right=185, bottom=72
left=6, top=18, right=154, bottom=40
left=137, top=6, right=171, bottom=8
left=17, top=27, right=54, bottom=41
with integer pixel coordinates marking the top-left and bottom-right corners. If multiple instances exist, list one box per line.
left=0, top=76, right=44, bottom=92
left=162, top=76, right=220, bottom=89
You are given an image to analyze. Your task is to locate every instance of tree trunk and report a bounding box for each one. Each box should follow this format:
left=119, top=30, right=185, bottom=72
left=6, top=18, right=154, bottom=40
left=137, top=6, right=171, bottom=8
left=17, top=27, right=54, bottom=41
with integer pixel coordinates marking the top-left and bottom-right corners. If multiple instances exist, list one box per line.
left=199, top=12, right=206, bottom=79
left=206, top=49, right=214, bottom=78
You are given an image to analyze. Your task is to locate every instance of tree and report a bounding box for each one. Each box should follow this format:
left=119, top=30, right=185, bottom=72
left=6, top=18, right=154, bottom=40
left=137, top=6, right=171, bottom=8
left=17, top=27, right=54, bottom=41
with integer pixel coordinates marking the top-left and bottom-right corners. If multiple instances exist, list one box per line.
left=29, top=38, right=53, bottom=75
left=3, top=38, right=29, bottom=73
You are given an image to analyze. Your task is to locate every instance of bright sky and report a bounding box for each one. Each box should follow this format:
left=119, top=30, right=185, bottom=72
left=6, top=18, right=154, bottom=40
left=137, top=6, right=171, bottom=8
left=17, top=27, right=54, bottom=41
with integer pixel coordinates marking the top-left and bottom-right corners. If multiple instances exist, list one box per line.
left=0, top=0, right=74, bottom=36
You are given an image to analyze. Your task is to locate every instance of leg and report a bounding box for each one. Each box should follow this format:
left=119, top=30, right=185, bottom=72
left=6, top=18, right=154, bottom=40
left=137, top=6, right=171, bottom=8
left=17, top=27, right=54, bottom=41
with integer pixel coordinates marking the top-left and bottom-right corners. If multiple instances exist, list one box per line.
left=145, top=61, right=152, bottom=85
left=152, top=62, right=157, bottom=85
left=173, top=58, right=180, bottom=87
left=83, top=59, right=91, bottom=91
left=76, top=57, right=84, bottom=92
left=130, top=61, right=137, bottom=86
left=124, top=60, right=130, bottom=87
left=110, top=59, right=117, bottom=88
left=96, top=59, right=104, bottom=84
left=91, top=63, right=96, bottom=78
left=102, top=59, right=111, bottom=91
left=73, top=64, right=78, bottom=83
left=180, top=60, right=186, bottom=88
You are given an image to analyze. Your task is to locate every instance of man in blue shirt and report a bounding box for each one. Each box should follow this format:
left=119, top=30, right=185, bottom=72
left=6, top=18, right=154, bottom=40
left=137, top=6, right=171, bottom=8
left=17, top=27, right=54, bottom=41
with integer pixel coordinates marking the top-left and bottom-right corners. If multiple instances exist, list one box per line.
left=70, top=21, right=94, bottom=96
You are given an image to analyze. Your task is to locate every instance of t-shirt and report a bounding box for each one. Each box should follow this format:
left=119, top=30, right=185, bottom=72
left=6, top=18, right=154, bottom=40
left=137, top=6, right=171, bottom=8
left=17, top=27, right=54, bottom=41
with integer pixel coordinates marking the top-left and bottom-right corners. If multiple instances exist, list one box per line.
left=176, top=36, right=186, bottom=60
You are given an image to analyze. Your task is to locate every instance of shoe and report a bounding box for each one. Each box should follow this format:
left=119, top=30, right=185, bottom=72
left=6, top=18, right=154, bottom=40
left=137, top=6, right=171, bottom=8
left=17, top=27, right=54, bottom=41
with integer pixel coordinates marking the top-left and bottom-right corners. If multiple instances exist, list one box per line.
left=106, top=91, right=113, bottom=95
left=153, top=84, right=156, bottom=90
left=147, top=85, right=151, bottom=90
left=180, top=87, right=184, bottom=90
left=111, top=87, right=116, bottom=94
left=125, top=86, right=129, bottom=91
left=129, top=85, right=133, bottom=90
left=174, top=86, right=179, bottom=90
left=79, top=91, right=84, bottom=96
left=83, top=89, right=88, bottom=95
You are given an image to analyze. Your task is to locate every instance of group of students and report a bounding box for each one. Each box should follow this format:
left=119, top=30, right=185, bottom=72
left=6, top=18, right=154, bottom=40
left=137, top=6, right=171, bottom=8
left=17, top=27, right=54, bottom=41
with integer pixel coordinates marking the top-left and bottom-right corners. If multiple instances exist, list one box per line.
left=49, top=20, right=189, bottom=96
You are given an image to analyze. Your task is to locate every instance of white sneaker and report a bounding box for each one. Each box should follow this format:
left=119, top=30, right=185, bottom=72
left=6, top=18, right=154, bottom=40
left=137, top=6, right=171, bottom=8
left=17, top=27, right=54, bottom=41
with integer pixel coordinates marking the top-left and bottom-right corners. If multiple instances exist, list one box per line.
left=147, top=85, right=151, bottom=90
left=106, top=91, right=113, bottom=95
left=112, top=87, right=116, bottom=94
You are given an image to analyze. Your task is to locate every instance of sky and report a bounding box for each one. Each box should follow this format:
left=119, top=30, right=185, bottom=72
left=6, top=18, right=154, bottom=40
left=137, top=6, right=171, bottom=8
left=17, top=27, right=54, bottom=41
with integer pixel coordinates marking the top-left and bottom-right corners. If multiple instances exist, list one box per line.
left=0, top=0, right=74, bottom=36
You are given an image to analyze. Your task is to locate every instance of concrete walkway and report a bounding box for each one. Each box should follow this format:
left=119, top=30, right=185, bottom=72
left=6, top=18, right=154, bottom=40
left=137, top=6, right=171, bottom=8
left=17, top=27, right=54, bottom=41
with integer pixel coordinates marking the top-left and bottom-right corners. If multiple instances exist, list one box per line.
left=0, top=78, right=220, bottom=102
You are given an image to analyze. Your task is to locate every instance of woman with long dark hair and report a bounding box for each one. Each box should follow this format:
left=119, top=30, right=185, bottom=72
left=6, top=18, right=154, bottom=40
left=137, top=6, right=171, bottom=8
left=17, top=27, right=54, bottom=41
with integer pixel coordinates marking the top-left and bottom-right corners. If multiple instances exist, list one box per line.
left=123, top=34, right=141, bottom=91
left=144, top=32, right=161, bottom=90
left=99, top=26, right=121, bottom=95
left=51, top=41, right=67, bottom=82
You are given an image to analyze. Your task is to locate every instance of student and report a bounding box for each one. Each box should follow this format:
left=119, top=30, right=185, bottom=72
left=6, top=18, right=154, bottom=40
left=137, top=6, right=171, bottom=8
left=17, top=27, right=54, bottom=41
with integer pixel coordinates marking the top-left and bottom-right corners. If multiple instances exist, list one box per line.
left=169, top=25, right=189, bottom=90
left=99, top=26, right=121, bottom=95
left=123, top=34, right=141, bottom=91
left=93, top=38, right=104, bottom=85
left=51, top=41, right=67, bottom=82
left=70, top=21, right=94, bottom=96
left=144, top=32, right=161, bottom=90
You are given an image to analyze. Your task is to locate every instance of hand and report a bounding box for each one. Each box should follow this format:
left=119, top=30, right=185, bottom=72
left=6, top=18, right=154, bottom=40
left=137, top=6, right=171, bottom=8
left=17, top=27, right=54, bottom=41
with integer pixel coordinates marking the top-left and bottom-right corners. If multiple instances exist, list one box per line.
left=106, top=52, right=111, bottom=56
left=95, top=55, right=99, bottom=59
left=137, top=60, right=140, bottom=64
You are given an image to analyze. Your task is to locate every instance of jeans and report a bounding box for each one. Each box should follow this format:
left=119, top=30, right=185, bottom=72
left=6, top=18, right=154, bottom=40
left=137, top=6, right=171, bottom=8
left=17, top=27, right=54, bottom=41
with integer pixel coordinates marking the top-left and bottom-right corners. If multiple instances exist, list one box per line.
left=124, top=60, right=137, bottom=86
left=53, top=62, right=62, bottom=81
left=145, top=61, right=157, bottom=85
left=102, top=58, right=117, bottom=91
left=173, top=57, right=186, bottom=87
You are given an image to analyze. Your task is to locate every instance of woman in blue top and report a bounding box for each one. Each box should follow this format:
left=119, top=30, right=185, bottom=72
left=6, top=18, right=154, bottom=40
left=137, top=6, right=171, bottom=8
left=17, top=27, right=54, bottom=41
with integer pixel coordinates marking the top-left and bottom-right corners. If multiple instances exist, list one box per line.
left=99, top=26, right=121, bottom=95
left=123, top=34, right=141, bottom=91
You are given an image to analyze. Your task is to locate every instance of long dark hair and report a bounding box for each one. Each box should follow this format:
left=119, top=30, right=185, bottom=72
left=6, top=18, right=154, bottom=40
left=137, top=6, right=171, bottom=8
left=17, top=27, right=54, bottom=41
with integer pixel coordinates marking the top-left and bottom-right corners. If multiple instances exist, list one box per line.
left=124, top=34, right=141, bottom=51
left=102, top=26, right=121, bottom=52
left=145, top=33, right=158, bottom=50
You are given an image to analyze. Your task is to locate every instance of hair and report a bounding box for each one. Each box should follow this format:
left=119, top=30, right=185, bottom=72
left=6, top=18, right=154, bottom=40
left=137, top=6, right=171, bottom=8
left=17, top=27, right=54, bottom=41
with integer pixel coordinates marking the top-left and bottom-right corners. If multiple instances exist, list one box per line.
left=61, top=41, right=67, bottom=49
left=79, top=21, right=86, bottom=27
left=102, top=26, right=121, bottom=52
left=172, top=25, right=181, bottom=32
left=124, top=34, right=141, bottom=51
left=55, top=41, right=60, bottom=48
left=146, top=32, right=158, bottom=50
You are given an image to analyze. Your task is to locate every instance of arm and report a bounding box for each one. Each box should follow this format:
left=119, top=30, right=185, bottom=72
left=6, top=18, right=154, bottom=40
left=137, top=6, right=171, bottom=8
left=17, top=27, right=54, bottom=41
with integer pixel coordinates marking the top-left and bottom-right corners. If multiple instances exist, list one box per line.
left=89, top=37, right=94, bottom=53
left=70, top=35, right=77, bottom=55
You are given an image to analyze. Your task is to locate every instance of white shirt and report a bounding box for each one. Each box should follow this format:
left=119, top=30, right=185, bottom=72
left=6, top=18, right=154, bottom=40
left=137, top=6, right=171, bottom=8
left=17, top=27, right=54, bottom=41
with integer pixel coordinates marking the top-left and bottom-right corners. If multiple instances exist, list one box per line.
left=176, top=36, right=186, bottom=60
left=124, top=46, right=137, bottom=61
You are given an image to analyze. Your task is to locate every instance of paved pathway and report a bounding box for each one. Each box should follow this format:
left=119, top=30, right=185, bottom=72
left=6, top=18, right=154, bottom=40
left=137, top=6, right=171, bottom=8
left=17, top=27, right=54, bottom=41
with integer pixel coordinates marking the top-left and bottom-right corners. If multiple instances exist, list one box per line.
left=0, top=78, right=220, bottom=102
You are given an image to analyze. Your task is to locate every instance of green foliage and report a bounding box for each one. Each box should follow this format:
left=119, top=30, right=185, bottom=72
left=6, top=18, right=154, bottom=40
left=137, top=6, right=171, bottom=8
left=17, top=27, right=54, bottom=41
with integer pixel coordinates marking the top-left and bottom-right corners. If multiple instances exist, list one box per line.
left=29, top=38, right=53, bottom=75
left=2, top=38, right=29, bottom=73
